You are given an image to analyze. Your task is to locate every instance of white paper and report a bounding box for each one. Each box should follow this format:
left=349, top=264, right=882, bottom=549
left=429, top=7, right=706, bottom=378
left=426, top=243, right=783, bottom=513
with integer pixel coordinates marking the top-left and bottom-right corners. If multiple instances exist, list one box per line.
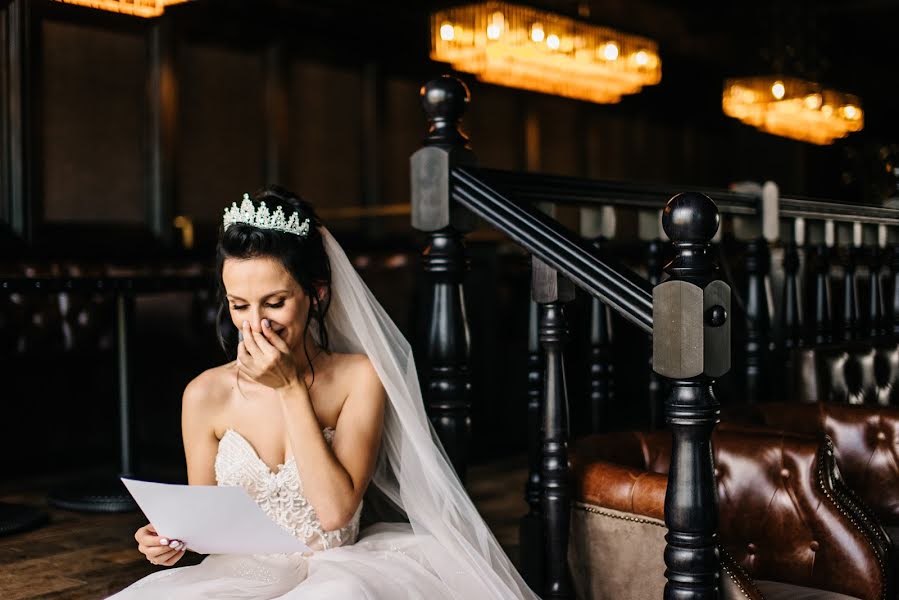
left=121, top=477, right=313, bottom=555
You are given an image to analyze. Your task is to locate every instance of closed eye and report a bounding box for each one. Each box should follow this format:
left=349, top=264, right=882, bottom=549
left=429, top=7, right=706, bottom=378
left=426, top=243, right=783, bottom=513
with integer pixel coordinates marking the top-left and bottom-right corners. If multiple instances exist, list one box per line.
left=231, top=301, right=285, bottom=310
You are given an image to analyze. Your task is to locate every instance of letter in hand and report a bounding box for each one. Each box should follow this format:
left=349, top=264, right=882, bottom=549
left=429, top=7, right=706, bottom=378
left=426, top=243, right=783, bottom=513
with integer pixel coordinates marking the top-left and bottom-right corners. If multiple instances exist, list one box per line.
left=135, top=523, right=187, bottom=567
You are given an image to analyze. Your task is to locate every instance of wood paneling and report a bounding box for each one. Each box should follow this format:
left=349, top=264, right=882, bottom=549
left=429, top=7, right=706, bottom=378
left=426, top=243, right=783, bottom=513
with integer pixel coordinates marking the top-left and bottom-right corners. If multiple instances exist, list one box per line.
left=41, top=21, right=145, bottom=224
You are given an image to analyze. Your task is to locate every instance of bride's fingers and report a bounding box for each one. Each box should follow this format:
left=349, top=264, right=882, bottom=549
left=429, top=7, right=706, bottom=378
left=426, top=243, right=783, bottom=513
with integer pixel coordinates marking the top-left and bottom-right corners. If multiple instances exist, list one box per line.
left=149, top=547, right=179, bottom=564
left=158, top=548, right=185, bottom=566
left=242, top=320, right=262, bottom=356
left=260, top=319, right=290, bottom=354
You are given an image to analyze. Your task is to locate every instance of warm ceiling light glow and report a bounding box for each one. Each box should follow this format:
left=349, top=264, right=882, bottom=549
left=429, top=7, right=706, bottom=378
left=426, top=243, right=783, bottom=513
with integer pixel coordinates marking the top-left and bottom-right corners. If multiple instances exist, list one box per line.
left=723, top=76, right=864, bottom=145
left=486, top=11, right=504, bottom=39
left=51, top=0, right=191, bottom=17
left=804, top=93, right=822, bottom=110
left=440, top=22, right=456, bottom=41
left=600, top=42, right=619, bottom=61
left=431, top=2, right=661, bottom=104
left=771, top=81, right=785, bottom=99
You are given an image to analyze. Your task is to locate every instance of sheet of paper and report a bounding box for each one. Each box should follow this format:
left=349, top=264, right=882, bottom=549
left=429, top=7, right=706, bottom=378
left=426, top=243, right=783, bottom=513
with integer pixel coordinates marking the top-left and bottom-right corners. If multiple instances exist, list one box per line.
left=121, top=477, right=313, bottom=555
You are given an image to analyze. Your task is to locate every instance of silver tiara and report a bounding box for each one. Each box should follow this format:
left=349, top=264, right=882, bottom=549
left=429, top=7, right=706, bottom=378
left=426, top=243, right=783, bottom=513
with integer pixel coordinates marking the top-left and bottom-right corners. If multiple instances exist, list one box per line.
left=223, top=193, right=311, bottom=237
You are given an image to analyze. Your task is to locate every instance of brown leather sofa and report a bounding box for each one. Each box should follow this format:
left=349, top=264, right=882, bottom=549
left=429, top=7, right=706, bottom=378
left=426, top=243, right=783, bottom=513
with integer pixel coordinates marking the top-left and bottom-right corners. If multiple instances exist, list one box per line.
left=569, top=428, right=891, bottom=600
left=721, top=401, right=899, bottom=542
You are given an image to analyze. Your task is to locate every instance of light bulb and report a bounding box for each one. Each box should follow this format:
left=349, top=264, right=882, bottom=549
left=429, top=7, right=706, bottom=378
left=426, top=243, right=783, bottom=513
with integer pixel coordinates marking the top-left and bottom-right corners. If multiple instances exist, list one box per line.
left=771, top=81, right=785, bottom=100
left=547, top=34, right=560, bottom=50
left=634, top=50, right=649, bottom=66
left=487, top=11, right=503, bottom=40
left=601, top=42, right=619, bottom=61
left=440, top=22, right=455, bottom=41
left=804, top=93, right=822, bottom=110
left=531, top=23, right=544, bottom=43
left=843, top=105, right=860, bottom=120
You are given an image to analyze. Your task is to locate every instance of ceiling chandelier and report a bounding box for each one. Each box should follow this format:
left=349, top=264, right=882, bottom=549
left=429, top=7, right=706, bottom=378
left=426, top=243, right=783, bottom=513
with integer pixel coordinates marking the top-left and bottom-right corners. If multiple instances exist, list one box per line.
left=51, top=0, right=191, bottom=18
left=723, top=76, right=864, bottom=145
left=430, top=2, right=661, bottom=104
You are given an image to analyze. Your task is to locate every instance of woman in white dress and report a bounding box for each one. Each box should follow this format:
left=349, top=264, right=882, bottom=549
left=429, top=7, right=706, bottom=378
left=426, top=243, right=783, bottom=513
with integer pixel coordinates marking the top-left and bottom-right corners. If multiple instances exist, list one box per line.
left=107, top=185, right=539, bottom=599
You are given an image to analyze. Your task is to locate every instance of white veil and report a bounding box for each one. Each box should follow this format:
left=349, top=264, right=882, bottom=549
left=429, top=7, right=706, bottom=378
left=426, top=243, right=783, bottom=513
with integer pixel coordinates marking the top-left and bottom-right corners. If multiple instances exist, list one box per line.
left=318, top=226, right=540, bottom=599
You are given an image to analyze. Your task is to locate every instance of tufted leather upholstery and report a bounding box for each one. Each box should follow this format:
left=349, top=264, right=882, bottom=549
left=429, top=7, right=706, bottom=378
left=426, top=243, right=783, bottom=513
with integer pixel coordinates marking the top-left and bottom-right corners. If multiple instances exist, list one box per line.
left=721, top=402, right=899, bottom=529
left=791, top=341, right=899, bottom=406
left=570, top=429, right=890, bottom=600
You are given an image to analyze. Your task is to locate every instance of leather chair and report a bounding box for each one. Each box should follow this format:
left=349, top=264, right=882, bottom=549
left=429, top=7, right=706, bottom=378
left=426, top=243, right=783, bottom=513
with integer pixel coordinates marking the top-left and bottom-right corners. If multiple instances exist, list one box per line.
left=568, top=428, right=891, bottom=600
left=721, top=401, right=899, bottom=543
left=790, top=341, right=899, bottom=406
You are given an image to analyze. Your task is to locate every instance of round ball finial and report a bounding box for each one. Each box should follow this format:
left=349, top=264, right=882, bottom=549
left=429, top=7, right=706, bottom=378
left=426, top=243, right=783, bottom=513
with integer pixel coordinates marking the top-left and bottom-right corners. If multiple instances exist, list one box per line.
left=661, top=192, right=720, bottom=243
left=420, top=76, right=470, bottom=146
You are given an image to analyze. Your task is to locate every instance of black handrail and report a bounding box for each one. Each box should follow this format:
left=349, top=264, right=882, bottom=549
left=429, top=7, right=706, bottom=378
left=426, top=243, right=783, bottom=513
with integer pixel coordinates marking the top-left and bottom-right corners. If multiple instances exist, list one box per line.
left=477, top=167, right=899, bottom=226
left=452, top=166, right=654, bottom=334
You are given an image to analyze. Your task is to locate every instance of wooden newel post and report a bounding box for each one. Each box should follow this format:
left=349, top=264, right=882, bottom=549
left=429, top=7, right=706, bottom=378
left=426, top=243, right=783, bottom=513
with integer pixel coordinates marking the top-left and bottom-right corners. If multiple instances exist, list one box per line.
left=653, top=193, right=730, bottom=600
left=533, top=257, right=575, bottom=600
left=410, top=76, right=477, bottom=481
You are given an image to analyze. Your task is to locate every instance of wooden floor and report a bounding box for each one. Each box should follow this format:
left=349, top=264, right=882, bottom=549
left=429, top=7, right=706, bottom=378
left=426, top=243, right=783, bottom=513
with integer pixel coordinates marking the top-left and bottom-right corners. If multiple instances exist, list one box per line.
left=0, top=456, right=528, bottom=599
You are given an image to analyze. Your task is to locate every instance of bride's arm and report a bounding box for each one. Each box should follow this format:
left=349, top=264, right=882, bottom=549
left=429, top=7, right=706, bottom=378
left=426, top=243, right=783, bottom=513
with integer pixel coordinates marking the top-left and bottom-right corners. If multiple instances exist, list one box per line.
left=278, top=356, right=386, bottom=531
left=181, top=373, right=220, bottom=486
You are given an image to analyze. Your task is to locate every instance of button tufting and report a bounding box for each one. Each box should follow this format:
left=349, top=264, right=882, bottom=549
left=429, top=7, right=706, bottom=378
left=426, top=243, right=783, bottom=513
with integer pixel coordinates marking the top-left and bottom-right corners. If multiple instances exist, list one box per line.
left=780, top=468, right=790, bottom=479
left=809, top=541, right=819, bottom=552
left=713, top=468, right=721, bottom=477
left=877, top=431, right=887, bottom=441
left=747, top=543, right=757, bottom=555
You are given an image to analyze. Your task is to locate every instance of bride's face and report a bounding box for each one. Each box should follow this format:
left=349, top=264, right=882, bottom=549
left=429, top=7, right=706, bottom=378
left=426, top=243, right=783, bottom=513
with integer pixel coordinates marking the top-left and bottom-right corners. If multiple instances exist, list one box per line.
left=222, top=256, right=310, bottom=351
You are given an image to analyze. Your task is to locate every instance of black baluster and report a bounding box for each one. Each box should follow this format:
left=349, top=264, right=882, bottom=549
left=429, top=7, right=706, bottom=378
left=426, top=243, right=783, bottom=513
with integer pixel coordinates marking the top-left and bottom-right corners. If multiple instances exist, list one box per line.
left=588, top=237, right=614, bottom=433
left=519, top=298, right=545, bottom=592
left=842, top=244, right=861, bottom=341
left=782, top=239, right=803, bottom=351
left=813, top=244, right=834, bottom=344
left=744, top=237, right=773, bottom=403
left=647, top=238, right=665, bottom=430
left=411, top=76, right=476, bottom=481
left=867, top=245, right=885, bottom=338
left=533, top=258, right=575, bottom=600
left=892, top=245, right=899, bottom=336
left=653, top=193, right=730, bottom=600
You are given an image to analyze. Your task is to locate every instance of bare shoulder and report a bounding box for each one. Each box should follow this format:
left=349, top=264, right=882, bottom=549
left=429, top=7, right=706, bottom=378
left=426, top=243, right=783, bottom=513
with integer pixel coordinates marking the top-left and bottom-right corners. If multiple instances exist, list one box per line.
left=182, top=361, right=233, bottom=416
left=334, top=352, right=380, bottom=387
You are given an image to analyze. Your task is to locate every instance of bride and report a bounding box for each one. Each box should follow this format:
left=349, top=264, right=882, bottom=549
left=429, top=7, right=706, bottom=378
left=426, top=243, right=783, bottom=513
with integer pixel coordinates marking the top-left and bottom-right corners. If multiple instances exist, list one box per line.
left=107, top=185, right=539, bottom=599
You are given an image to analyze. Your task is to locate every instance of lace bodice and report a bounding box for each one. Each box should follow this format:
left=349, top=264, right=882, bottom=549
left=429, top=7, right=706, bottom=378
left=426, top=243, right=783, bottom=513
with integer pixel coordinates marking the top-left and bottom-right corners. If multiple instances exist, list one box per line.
left=214, top=426, right=362, bottom=552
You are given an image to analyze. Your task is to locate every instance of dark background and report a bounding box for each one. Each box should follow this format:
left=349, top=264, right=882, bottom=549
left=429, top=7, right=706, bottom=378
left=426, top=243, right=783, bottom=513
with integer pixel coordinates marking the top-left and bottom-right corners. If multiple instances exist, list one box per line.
left=1, top=0, right=897, bottom=482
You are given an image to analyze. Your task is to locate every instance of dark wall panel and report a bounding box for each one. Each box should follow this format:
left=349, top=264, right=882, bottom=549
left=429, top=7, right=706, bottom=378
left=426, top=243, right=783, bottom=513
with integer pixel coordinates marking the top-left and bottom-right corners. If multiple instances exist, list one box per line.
left=41, top=21, right=145, bottom=223
left=287, top=60, right=362, bottom=210
left=177, top=44, right=265, bottom=222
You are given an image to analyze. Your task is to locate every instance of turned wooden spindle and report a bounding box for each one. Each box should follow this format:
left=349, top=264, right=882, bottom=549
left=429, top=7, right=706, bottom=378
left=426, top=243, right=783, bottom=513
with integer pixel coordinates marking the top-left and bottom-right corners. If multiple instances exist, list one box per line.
left=533, top=258, right=575, bottom=600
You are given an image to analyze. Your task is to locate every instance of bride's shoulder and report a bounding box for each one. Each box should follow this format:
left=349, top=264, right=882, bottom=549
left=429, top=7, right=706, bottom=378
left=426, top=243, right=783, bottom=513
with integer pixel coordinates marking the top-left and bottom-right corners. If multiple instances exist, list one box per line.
left=182, top=362, right=233, bottom=411
left=330, top=352, right=375, bottom=375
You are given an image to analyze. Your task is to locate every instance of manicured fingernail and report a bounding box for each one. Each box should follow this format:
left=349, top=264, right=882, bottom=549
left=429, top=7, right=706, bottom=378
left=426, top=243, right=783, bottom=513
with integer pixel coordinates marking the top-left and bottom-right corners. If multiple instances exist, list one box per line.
left=159, top=538, right=168, bottom=545
left=263, top=319, right=270, bottom=328
left=168, top=540, right=180, bottom=548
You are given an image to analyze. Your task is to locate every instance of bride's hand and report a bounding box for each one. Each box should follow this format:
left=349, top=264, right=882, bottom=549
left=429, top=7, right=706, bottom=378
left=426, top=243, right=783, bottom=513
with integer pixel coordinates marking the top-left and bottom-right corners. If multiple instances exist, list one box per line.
left=237, top=319, right=301, bottom=390
left=135, top=523, right=186, bottom=567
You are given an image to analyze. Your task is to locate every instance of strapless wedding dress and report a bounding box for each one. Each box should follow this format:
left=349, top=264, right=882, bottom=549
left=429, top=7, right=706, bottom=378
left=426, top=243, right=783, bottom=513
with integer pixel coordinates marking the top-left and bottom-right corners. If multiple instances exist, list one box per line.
left=106, top=426, right=456, bottom=599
